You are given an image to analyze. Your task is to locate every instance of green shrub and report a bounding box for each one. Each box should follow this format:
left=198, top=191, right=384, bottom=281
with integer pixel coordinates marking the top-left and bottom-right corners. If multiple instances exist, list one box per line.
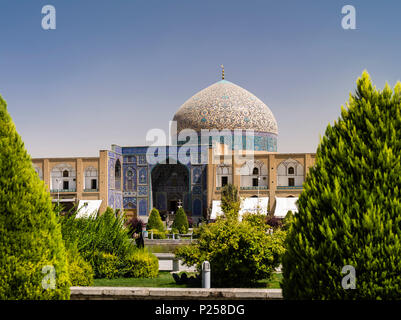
left=122, top=249, right=159, bottom=278
left=66, top=247, right=94, bottom=286
left=172, top=207, right=189, bottom=234
left=0, top=95, right=70, bottom=300
left=176, top=217, right=286, bottom=287
left=92, top=252, right=120, bottom=279
left=146, top=208, right=165, bottom=232
left=282, top=72, right=401, bottom=299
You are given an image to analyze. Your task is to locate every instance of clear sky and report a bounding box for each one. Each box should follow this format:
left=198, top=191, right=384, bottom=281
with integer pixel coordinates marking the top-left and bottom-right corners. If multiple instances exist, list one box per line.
left=1, top=0, right=401, bottom=157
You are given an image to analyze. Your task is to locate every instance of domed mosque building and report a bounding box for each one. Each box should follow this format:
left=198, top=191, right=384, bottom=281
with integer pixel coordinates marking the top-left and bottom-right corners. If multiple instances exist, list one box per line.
left=173, top=77, right=278, bottom=152
left=32, top=69, right=316, bottom=223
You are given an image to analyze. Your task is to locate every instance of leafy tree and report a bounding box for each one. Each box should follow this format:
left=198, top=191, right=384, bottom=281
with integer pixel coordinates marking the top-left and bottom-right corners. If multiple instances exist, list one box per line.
left=176, top=217, right=286, bottom=287
left=0, top=95, right=70, bottom=299
left=282, top=71, right=401, bottom=299
left=146, top=208, right=165, bottom=232
left=242, top=212, right=270, bottom=231
left=220, top=183, right=241, bottom=218
left=172, top=207, right=189, bottom=234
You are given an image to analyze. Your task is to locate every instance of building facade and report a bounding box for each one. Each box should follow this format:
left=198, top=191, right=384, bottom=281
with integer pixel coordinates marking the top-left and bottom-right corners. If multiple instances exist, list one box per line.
left=32, top=77, right=316, bottom=221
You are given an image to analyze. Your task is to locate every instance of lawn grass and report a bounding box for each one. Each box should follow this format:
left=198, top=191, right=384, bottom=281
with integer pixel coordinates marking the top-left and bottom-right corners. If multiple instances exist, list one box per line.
left=258, top=272, right=283, bottom=289
left=93, top=271, right=282, bottom=289
left=93, top=272, right=187, bottom=288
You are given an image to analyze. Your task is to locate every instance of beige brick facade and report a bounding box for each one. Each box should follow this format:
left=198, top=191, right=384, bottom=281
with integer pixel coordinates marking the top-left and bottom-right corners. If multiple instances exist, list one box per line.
left=32, top=147, right=315, bottom=218
left=206, top=149, right=316, bottom=213
left=32, top=155, right=105, bottom=212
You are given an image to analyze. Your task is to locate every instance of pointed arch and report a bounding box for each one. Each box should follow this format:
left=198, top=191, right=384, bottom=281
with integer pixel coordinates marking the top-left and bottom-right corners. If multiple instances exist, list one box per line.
left=239, top=159, right=268, bottom=188
left=277, top=158, right=304, bottom=187
left=216, top=164, right=232, bottom=188
left=84, top=166, right=98, bottom=190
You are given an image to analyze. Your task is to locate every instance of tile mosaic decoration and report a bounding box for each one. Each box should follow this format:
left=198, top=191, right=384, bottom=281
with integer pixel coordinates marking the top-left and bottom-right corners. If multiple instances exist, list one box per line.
left=118, top=145, right=207, bottom=217
left=124, top=155, right=137, bottom=164
left=138, top=198, right=148, bottom=216
left=138, top=186, right=147, bottom=196
left=192, top=185, right=202, bottom=194
left=173, top=80, right=278, bottom=135
left=122, top=147, right=148, bottom=154
left=138, top=155, right=147, bottom=165
left=193, top=198, right=202, bottom=216
left=123, top=197, right=137, bottom=209
left=107, top=151, right=123, bottom=210
left=173, top=80, right=278, bottom=152
left=192, top=167, right=202, bottom=184
left=138, top=167, right=147, bottom=184
left=123, top=166, right=137, bottom=191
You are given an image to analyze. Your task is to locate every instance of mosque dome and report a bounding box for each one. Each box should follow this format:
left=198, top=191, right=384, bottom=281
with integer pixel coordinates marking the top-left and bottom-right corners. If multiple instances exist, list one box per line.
left=172, top=79, right=278, bottom=135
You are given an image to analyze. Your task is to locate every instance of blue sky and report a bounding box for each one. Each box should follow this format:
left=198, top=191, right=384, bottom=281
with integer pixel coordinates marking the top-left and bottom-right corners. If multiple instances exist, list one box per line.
left=1, top=0, right=401, bottom=157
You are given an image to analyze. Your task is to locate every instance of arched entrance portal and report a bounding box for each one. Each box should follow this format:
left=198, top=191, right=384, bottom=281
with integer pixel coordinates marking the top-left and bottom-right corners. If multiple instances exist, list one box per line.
left=151, top=163, right=189, bottom=216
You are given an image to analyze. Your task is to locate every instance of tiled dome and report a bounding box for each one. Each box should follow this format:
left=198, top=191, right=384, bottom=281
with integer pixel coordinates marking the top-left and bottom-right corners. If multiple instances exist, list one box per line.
left=173, top=80, right=278, bottom=135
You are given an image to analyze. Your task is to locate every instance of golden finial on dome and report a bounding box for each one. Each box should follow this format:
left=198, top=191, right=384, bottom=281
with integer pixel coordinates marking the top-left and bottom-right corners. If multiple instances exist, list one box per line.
left=220, top=64, right=224, bottom=80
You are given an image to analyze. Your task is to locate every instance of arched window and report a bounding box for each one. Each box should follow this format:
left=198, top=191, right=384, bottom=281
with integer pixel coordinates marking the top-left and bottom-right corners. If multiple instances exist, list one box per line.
left=50, top=163, right=76, bottom=191
left=115, top=160, right=121, bottom=190
left=115, top=160, right=121, bottom=178
left=277, top=159, right=304, bottom=188
left=216, top=164, right=232, bottom=188
left=239, top=160, right=267, bottom=189
left=84, top=167, right=98, bottom=190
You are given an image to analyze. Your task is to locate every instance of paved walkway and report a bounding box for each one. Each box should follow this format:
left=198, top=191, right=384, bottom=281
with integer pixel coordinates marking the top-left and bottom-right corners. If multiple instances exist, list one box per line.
left=70, top=287, right=283, bottom=300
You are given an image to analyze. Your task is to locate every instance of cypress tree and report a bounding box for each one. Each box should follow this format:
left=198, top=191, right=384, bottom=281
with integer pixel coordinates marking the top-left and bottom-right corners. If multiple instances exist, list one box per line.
left=220, top=183, right=241, bottom=218
left=282, top=71, right=401, bottom=299
left=146, top=208, right=164, bottom=232
left=0, top=95, right=70, bottom=299
left=172, top=207, right=189, bottom=234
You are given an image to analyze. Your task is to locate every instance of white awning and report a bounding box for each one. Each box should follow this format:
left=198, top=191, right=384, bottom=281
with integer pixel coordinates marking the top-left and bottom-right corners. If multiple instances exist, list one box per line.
left=76, top=200, right=102, bottom=218
left=240, top=197, right=269, bottom=216
left=210, top=197, right=269, bottom=220
left=274, top=197, right=298, bottom=218
left=210, top=200, right=223, bottom=220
